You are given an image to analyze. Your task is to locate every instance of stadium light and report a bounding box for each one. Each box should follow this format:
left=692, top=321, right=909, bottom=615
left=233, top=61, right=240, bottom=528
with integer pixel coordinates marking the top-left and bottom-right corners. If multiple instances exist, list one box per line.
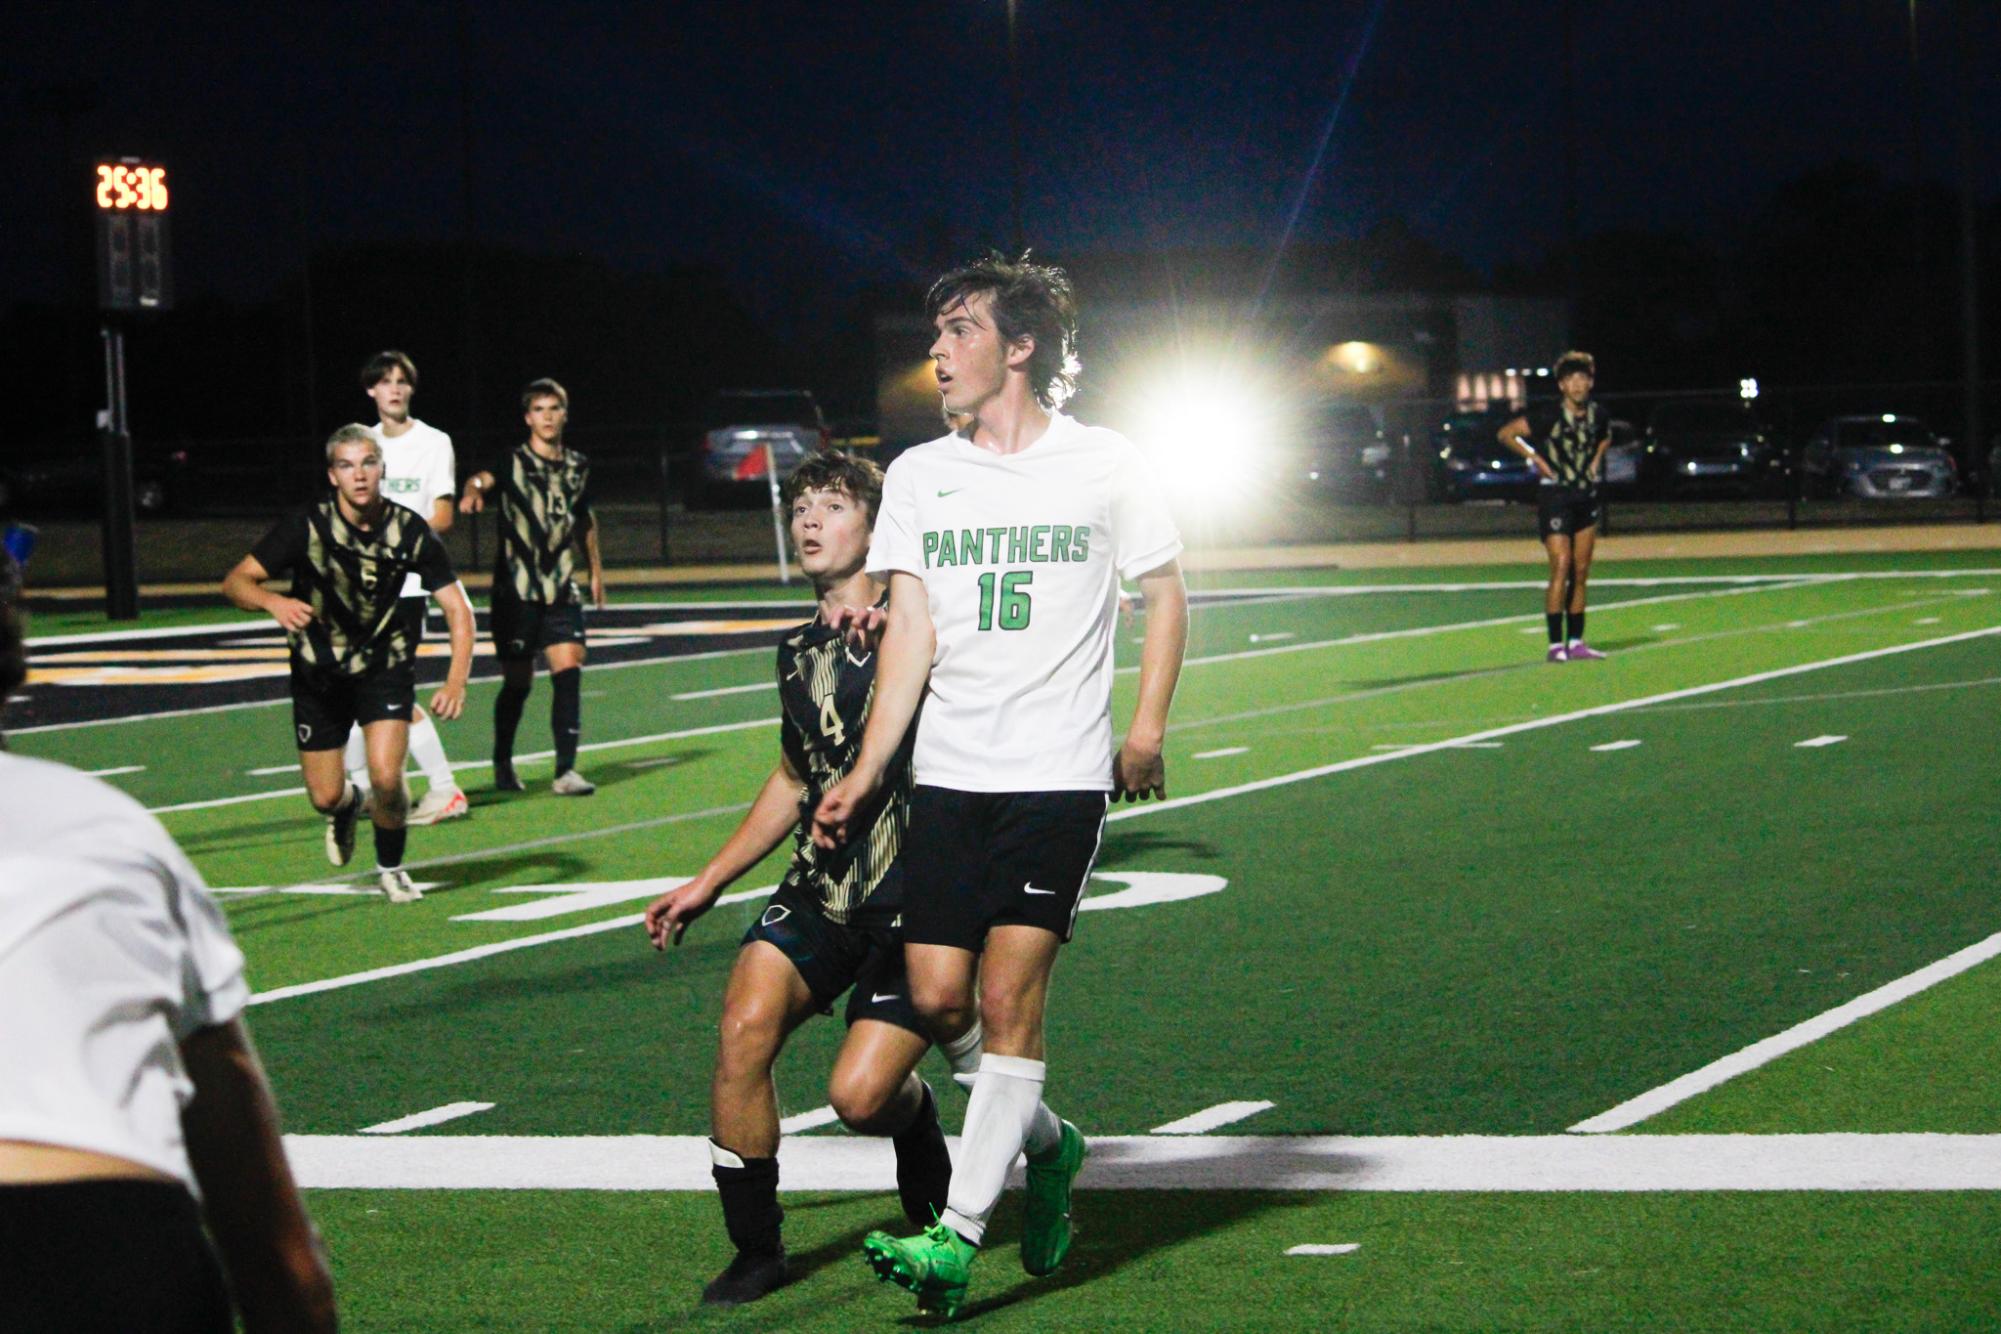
left=1123, top=358, right=1286, bottom=518
left=1739, top=377, right=1759, bottom=400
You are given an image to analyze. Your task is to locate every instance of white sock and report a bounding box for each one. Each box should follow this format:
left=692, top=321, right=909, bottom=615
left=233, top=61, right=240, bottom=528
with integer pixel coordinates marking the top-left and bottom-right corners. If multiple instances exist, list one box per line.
left=342, top=725, right=368, bottom=792
left=1023, top=1100, right=1063, bottom=1159
left=940, top=1053, right=1047, bottom=1244
left=407, top=711, right=456, bottom=790
left=940, top=1019, right=984, bottom=1091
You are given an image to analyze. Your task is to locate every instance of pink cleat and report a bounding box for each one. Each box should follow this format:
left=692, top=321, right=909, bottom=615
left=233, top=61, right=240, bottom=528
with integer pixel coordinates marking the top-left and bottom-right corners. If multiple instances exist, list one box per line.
left=1566, top=641, right=1606, bottom=661
left=1546, top=644, right=1569, bottom=663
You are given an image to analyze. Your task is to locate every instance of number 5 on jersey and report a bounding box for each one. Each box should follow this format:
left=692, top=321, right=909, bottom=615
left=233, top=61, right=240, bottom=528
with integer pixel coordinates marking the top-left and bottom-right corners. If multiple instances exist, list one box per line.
left=976, top=570, right=1033, bottom=631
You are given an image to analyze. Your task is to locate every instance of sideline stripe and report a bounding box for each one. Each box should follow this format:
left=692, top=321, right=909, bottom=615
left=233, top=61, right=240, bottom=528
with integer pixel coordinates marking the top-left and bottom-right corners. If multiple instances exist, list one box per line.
left=672, top=682, right=773, bottom=700
left=1794, top=734, right=1848, bottom=748
left=1152, top=1101, right=1276, bottom=1134
left=1569, top=928, right=2001, bottom=1134
left=360, top=1102, right=495, bottom=1135
left=1110, top=625, right=2001, bottom=825
left=282, top=1131, right=2001, bottom=1192
left=1288, top=1244, right=1362, bottom=1256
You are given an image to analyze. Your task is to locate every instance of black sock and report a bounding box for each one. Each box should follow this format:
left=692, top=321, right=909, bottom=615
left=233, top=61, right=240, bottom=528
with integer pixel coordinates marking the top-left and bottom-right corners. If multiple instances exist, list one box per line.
left=891, top=1080, right=952, bottom=1227
left=373, top=823, right=407, bottom=869
left=712, top=1146, right=783, bottom=1257
left=551, top=667, right=582, bottom=773
left=1567, top=610, right=1586, bottom=644
left=1546, top=612, right=1565, bottom=645
left=493, top=680, right=531, bottom=770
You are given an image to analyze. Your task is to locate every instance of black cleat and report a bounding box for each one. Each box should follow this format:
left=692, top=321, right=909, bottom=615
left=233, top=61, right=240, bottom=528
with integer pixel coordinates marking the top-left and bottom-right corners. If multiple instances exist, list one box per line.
left=492, top=762, right=525, bottom=793
left=701, top=1248, right=789, bottom=1307
left=893, top=1081, right=953, bottom=1229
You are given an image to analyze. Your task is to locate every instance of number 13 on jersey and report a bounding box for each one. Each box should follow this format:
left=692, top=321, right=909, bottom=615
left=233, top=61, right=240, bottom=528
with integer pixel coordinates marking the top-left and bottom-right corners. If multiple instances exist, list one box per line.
left=976, top=570, right=1033, bottom=631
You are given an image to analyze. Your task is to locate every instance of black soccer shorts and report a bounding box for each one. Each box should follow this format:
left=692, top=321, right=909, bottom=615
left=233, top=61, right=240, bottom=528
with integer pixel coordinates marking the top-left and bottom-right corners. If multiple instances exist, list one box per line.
left=490, top=591, right=587, bottom=661
left=0, top=1179, right=233, bottom=1333
left=290, top=661, right=416, bottom=751
left=741, top=870, right=925, bottom=1036
left=900, top=786, right=1109, bottom=950
left=1537, top=485, right=1603, bottom=542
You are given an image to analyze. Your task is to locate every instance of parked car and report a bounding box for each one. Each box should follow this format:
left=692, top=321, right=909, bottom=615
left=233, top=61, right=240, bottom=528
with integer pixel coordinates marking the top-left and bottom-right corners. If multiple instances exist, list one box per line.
left=1430, top=406, right=1536, bottom=502
left=1800, top=415, right=1957, bottom=499
left=0, top=439, right=192, bottom=517
left=1283, top=400, right=1392, bottom=499
left=687, top=389, right=829, bottom=507
left=1641, top=399, right=1786, bottom=497
left=1600, top=418, right=1643, bottom=495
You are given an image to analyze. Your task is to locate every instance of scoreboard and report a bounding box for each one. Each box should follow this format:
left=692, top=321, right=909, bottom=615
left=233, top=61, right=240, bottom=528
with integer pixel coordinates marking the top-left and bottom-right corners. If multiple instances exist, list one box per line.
left=95, top=157, right=173, bottom=311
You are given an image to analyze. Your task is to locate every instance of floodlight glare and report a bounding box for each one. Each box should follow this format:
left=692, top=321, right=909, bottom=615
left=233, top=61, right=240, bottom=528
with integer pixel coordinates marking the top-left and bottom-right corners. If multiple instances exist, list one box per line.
left=1125, top=362, right=1283, bottom=520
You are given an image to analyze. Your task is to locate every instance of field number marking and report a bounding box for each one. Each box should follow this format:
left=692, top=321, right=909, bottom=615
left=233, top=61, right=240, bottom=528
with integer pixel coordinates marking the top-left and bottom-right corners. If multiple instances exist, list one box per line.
left=1152, top=1101, right=1276, bottom=1135
left=360, top=1102, right=495, bottom=1135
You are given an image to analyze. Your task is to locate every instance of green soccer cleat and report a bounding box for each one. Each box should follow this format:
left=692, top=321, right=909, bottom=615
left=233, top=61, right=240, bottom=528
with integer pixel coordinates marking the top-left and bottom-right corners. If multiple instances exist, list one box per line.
left=862, top=1220, right=975, bottom=1319
left=1020, top=1119, right=1087, bottom=1277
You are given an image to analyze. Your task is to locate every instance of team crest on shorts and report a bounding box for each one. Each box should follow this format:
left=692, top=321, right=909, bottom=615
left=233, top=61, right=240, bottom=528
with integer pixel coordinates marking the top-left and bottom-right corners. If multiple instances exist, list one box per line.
left=1550, top=516, right=1565, bottom=532
left=298, top=723, right=312, bottom=745
left=760, top=903, right=791, bottom=928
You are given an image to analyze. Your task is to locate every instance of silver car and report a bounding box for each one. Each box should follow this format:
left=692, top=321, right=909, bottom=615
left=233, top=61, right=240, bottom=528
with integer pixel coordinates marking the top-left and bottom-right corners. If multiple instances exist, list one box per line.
left=691, top=389, right=829, bottom=505
left=1801, top=415, right=1957, bottom=499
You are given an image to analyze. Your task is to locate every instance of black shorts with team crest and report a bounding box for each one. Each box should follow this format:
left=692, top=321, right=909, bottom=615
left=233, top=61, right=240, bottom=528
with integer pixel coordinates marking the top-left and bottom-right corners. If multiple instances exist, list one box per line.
left=290, top=661, right=416, bottom=751
left=741, top=862, right=923, bottom=1036
left=1537, top=485, right=1603, bottom=541
left=901, top=787, right=1109, bottom=950
left=491, top=591, right=586, bottom=661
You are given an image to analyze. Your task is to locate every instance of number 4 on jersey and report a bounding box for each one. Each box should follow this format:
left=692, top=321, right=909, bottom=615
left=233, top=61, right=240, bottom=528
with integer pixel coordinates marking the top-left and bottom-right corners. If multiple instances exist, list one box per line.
left=976, top=570, right=1033, bottom=631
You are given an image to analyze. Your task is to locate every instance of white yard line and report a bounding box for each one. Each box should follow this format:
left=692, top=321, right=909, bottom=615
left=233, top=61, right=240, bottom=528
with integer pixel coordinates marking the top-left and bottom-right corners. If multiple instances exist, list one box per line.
left=1794, top=735, right=1849, bottom=748
left=1288, top=1244, right=1362, bottom=1256
left=84, top=764, right=146, bottom=777
left=1192, top=747, right=1249, bottom=759
left=1151, top=1101, right=1276, bottom=1135
left=246, top=882, right=775, bottom=1002
left=243, top=625, right=2001, bottom=1003
left=360, top=1102, right=496, bottom=1135
left=150, top=717, right=781, bottom=815
left=779, top=1106, right=842, bottom=1135
left=1590, top=740, right=1643, bottom=752
left=1570, top=928, right=2001, bottom=1135
left=282, top=1131, right=2001, bottom=1192
left=1631, top=676, right=2001, bottom=714
left=671, top=682, right=773, bottom=700
left=1110, top=626, right=2001, bottom=825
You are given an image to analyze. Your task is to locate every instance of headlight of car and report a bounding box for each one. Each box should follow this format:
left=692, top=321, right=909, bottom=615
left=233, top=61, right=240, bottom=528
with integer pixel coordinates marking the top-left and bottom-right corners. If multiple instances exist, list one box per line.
left=1361, top=443, right=1391, bottom=466
left=1444, top=456, right=1473, bottom=472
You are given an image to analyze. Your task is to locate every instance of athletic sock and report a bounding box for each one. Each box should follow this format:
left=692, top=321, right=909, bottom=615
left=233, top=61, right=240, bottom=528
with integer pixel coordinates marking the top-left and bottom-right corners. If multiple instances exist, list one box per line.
left=940, top=1019, right=984, bottom=1091
left=1566, top=610, right=1586, bottom=644
left=940, top=1053, right=1047, bottom=1245
left=1023, top=1100, right=1064, bottom=1159
left=551, top=667, right=582, bottom=773
left=343, top=726, right=369, bottom=792
left=407, top=711, right=456, bottom=792
left=1546, top=612, right=1565, bottom=645
left=891, top=1080, right=952, bottom=1227
left=373, top=823, right=407, bottom=869
left=493, top=680, right=531, bottom=770
left=710, top=1141, right=783, bottom=1257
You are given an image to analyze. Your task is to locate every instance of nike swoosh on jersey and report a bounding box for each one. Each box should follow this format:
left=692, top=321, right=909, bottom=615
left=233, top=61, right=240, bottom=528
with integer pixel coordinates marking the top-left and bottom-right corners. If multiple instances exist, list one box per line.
left=936, top=487, right=963, bottom=497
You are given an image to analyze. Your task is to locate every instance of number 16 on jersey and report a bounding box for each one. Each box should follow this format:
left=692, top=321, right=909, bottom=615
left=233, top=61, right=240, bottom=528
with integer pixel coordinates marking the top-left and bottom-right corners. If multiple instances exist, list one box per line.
left=976, top=571, right=1033, bottom=631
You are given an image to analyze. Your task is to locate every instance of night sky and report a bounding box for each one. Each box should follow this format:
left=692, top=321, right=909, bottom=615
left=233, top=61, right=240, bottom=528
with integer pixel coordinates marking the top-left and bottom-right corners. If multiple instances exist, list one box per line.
left=10, top=1, right=1999, bottom=324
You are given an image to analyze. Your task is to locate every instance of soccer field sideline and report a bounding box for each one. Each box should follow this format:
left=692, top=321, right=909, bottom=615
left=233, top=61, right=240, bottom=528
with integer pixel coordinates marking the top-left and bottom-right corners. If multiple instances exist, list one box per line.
left=281, top=1130, right=2001, bottom=1192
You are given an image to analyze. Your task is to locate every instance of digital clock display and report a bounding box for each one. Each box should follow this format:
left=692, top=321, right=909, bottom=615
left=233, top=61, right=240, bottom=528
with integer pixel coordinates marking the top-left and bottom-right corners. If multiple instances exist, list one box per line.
left=96, top=162, right=169, bottom=212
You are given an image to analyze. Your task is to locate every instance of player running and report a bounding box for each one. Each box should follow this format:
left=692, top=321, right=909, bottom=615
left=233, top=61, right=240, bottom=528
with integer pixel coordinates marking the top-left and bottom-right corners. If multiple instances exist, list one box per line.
left=1500, top=350, right=1611, bottom=662
left=340, top=350, right=469, bottom=825
left=642, top=451, right=965, bottom=1308
left=814, top=254, right=1190, bottom=1318
left=222, top=426, right=475, bottom=903
left=459, top=379, right=605, bottom=795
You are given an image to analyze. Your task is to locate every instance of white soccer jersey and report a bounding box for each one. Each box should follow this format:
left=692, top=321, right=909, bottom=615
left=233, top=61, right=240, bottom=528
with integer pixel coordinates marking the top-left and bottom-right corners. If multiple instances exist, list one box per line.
left=0, top=753, right=250, bottom=1191
left=867, top=413, right=1182, bottom=792
left=368, top=417, right=456, bottom=597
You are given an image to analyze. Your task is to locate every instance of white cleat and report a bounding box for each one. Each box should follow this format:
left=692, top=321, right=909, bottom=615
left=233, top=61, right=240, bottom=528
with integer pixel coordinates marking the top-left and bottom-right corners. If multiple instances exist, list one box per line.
left=324, top=783, right=370, bottom=867
left=551, top=769, right=597, bottom=797
left=378, top=867, right=424, bottom=904
left=407, top=786, right=470, bottom=825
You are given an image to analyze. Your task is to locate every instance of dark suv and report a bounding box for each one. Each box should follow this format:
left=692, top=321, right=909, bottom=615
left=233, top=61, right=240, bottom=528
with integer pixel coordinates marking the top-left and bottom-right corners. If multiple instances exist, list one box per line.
left=0, top=440, right=192, bottom=517
left=1284, top=401, right=1392, bottom=500
left=688, top=389, right=830, bottom=507
left=1641, top=399, right=1785, bottom=498
left=1429, top=406, right=1536, bottom=502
